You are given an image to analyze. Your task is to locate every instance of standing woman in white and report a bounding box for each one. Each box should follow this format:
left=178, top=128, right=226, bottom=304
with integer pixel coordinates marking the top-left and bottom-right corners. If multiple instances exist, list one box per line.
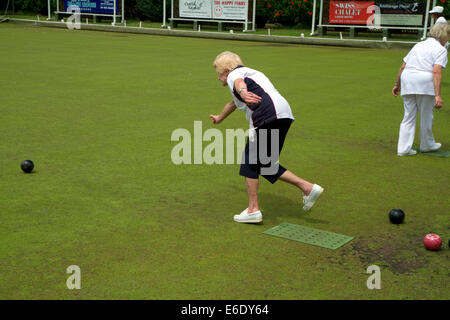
left=429, top=6, right=449, bottom=50
left=392, top=23, right=450, bottom=156
left=430, top=6, right=447, bottom=24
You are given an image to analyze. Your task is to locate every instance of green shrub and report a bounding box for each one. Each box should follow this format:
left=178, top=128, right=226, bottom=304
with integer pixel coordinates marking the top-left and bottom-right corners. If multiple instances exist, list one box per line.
left=136, top=0, right=165, bottom=22
left=257, top=0, right=314, bottom=26
left=125, top=0, right=139, bottom=19
left=13, top=0, right=48, bottom=14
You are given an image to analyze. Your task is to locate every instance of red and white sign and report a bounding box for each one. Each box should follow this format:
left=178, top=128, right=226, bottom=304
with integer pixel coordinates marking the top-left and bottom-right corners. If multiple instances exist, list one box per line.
left=329, top=1, right=375, bottom=25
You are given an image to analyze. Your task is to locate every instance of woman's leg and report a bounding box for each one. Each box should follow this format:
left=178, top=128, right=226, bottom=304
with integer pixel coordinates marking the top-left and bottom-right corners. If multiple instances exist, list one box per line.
left=278, top=170, right=313, bottom=196
left=257, top=119, right=323, bottom=210
left=417, top=95, right=437, bottom=151
left=245, top=177, right=260, bottom=213
left=398, top=95, right=418, bottom=155
left=236, top=137, right=261, bottom=221
left=278, top=170, right=323, bottom=211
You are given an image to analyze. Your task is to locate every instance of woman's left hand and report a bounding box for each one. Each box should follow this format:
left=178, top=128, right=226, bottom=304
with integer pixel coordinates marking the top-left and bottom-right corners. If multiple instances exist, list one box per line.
left=241, top=90, right=262, bottom=106
left=392, top=85, right=400, bottom=97
left=435, top=95, right=443, bottom=109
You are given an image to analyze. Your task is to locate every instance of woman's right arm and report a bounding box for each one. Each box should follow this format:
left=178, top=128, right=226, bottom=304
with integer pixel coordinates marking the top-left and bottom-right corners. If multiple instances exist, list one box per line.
left=210, top=100, right=237, bottom=124
left=433, top=64, right=443, bottom=109
left=392, top=62, right=406, bottom=97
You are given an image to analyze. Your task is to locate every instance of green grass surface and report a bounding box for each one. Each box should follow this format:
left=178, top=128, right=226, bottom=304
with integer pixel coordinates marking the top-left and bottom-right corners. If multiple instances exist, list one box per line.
left=0, top=22, right=449, bottom=300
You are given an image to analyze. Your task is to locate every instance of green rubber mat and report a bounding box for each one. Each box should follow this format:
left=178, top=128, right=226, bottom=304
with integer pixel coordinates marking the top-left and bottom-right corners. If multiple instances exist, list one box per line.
left=263, top=223, right=354, bottom=250
left=412, top=146, right=449, bottom=158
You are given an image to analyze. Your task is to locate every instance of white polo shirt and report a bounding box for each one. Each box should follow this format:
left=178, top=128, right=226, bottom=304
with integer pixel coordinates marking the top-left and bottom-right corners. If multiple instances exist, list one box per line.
left=401, top=38, right=447, bottom=96
left=436, top=16, right=447, bottom=24
left=227, top=66, right=294, bottom=128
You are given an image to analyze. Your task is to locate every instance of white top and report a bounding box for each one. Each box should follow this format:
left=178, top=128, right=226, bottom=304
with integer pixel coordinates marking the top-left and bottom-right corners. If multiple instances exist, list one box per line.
left=401, top=38, right=447, bottom=96
left=436, top=16, right=447, bottom=24
left=227, top=67, right=294, bottom=128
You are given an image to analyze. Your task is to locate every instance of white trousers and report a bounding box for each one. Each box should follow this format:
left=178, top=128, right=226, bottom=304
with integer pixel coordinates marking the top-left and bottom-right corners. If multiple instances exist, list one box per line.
left=398, top=94, right=436, bottom=154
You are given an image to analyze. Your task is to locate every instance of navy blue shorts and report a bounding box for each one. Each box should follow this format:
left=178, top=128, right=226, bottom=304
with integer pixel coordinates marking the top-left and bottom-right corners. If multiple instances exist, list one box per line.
left=239, top=118, right=293, bottom=184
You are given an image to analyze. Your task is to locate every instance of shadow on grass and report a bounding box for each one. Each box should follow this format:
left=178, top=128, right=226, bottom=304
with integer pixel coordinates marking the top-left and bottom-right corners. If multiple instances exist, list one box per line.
left=259, top=191, right=329, bottom=225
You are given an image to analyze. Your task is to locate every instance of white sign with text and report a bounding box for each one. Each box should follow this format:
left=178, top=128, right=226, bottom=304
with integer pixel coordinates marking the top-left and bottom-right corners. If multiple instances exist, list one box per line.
left=179, top=0, right=248, bottom=20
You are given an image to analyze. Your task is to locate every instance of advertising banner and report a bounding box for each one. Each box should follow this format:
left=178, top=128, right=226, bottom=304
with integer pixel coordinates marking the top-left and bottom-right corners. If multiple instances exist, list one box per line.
left=375, top=2, right=424, bottom=26
left=64, top=0, right=118, bottom=14
left=180, top=0, right=248, bottom=20
left=179, top=0, right=212, bottom=18
left=329, top=1, right=424, bottom=26
left=213, top=0, right=247, bottom=20
left=329, top=1, right=375, bottom=25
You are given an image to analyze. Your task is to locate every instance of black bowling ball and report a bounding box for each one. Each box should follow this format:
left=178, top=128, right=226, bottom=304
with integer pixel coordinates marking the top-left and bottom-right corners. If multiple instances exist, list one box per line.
left=389, top=209, right=405, bottom=224
left=21, top=160, right=34, bottom=173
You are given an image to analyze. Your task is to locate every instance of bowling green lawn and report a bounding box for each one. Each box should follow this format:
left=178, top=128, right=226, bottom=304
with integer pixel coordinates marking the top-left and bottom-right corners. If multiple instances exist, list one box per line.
left=0, top=22, right=449, bottom=300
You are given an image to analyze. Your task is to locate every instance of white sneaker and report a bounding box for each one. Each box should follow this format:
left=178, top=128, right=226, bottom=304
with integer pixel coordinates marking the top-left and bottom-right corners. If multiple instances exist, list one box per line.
left=398, top=149, right=417, bottom=156
left=420, top=143, right=441, bottom=153
left=233, top=208, right=262, bottom=223
left=303, top=184, right=324, bottom=211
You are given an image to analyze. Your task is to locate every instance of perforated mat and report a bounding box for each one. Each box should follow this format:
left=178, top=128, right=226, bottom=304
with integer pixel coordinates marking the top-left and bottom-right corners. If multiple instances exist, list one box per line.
left=263, top=222, right=354, bottom=250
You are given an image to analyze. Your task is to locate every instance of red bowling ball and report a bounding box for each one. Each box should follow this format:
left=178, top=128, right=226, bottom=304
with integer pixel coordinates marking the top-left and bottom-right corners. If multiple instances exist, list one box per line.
left=423, top=234, right=442, bottom=251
